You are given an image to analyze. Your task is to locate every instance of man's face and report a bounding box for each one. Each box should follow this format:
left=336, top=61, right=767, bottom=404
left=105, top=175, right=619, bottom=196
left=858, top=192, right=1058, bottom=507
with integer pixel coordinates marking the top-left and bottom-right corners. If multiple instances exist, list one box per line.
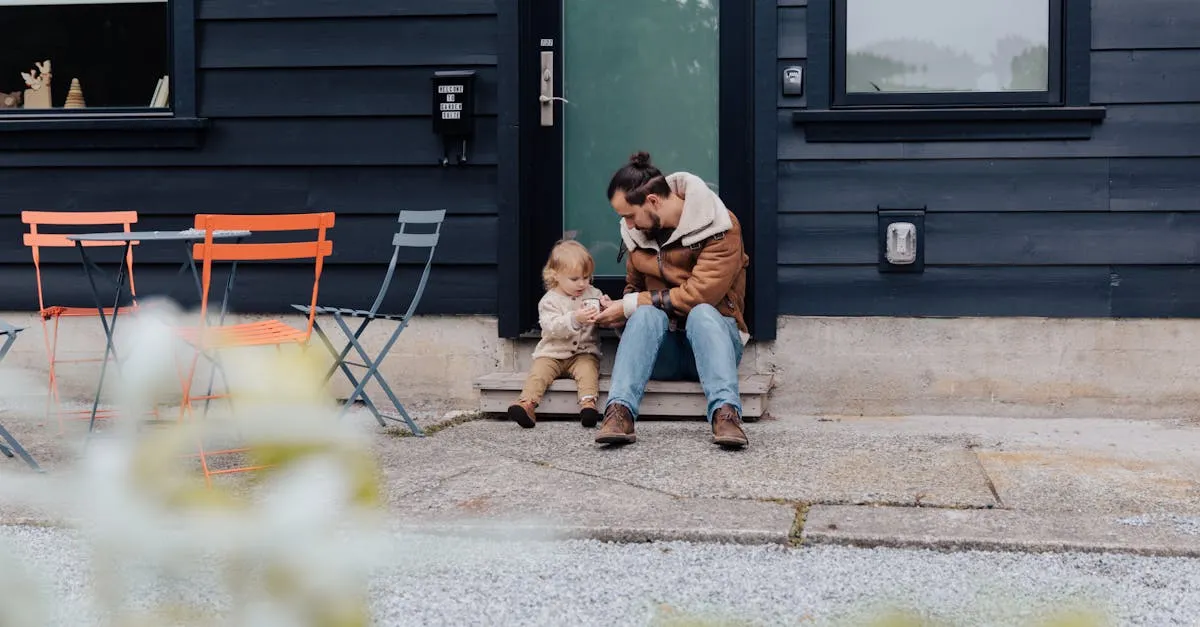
left=611, top=192, right=662, bottom=235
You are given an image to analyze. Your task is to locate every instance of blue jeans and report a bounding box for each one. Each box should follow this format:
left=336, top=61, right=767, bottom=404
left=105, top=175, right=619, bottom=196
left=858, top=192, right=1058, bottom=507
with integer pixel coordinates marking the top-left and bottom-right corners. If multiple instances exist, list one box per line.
left=606, top=304, right=744, bottom=422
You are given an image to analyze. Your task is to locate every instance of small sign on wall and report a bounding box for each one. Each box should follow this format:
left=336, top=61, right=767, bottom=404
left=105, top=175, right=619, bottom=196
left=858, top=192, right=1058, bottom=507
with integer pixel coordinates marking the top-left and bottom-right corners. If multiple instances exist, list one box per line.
left=431, top=70, right=477, bottom=137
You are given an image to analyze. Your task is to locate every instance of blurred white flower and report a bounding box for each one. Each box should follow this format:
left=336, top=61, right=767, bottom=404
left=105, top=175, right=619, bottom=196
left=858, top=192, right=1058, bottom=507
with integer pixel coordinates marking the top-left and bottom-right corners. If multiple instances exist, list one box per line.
left=2, top=299, right=393, bottom=626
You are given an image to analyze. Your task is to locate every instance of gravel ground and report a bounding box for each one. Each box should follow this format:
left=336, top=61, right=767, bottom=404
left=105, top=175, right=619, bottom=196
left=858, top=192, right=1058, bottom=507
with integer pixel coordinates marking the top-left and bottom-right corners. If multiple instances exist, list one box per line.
left=3, top=525, right=1200, bottom=626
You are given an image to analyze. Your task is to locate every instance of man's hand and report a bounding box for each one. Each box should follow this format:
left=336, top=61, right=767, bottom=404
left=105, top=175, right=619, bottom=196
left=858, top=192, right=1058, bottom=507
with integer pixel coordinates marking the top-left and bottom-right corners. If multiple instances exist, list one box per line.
left=590, top=302, right=626, bottom=328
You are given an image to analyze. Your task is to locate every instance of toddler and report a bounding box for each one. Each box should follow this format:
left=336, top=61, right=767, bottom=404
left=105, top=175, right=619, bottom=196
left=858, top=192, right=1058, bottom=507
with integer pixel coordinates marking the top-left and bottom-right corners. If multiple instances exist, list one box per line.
left=508, top=239, right=610, bottom=428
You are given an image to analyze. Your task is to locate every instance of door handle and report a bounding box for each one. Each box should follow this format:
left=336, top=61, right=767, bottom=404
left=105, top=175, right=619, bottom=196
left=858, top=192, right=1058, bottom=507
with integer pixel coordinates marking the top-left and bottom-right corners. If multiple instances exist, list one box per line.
left=539, top=51, right=567, bottom=127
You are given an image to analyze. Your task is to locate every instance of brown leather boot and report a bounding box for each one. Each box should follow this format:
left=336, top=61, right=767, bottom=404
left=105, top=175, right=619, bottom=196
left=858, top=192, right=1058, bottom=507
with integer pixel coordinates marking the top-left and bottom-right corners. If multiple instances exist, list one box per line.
left=579, top=396, right=601, bottom=428
left=506, top=398, right=537, bottom=429
left=711, top=404, right=748, bottom=448
left=594, top=403, right=636, bottom=445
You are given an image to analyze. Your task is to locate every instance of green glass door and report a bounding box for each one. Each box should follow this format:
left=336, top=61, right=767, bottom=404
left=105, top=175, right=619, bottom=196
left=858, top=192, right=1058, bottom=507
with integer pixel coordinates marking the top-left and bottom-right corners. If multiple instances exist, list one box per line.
left=561, top=0, right=721, bottom=277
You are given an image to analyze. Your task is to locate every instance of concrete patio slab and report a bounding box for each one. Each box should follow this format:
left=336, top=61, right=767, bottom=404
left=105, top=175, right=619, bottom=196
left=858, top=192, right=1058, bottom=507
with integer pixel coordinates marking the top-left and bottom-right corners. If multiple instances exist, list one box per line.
left=977, top=449, right=1200, bottom=515
left=387, top=457, right=798, bottom=545
left=804, top=505, right=1200, bottom=558
left=433, top=419, right=998, bottom=508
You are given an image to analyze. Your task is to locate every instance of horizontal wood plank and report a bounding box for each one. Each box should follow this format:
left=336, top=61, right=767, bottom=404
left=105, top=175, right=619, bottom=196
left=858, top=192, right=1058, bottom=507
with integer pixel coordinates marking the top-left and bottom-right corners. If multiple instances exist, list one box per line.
left=201, top=67, right=498, bottom=118
left=924, top=213, right=1200, bottom=266
left=475, top=373, right=775, bottom=395
left=1093, top=0, right=1200, bottom=50
left=478, top=389, right=765, bottom=419
left=778, top=6, right=807, bottom=59
left=1109, top=158, right=1200, bottom=211
left=200, top=16, right=497, bottom=69
left=777, top=266, right=1113, bottom=317
left=779, top=212, right=1200, bottom=266
left=200, top=0, right=495, bottom=20
left=1111, top=266, right=1200, bottom=317
left=779, top=159, right=1110, bottom=213
left=0, top=213, right=497, bottom=265
left=778, top=0, right=808, bottom=5
left=779, top=106, right=1200, bottom=160
left=0, top=118, right=499, bottom=167
left=0, top=263, right=496, bottom=315
left=777, top=213, right=876, bottom=265
left=0, top=166, right=498, bottom=216
left=1092, top=51, right=1200, bottom=104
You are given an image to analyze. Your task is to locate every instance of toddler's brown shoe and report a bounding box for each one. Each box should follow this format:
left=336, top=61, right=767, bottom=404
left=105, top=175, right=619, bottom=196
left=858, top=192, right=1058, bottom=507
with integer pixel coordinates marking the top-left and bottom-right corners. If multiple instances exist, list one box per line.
left=507, top=398, right=537, bottom=429
left=579, top=396, right=601, bottom=428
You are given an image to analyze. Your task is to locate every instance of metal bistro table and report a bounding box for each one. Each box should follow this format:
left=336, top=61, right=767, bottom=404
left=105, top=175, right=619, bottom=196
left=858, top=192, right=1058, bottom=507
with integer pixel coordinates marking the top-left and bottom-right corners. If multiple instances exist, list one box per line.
left=66, top=228, right=251, bottom=431
left=0, top=320, right=42, bottom=471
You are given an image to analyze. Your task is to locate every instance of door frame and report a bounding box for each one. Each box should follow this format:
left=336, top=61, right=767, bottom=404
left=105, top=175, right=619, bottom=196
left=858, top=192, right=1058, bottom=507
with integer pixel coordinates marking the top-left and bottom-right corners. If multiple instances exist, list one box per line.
left=496, top=0, right=777, bottom=341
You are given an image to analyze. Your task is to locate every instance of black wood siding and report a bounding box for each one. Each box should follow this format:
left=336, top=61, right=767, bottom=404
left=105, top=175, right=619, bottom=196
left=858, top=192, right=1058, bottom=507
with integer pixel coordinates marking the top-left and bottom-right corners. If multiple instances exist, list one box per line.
left=0, top=0, right=498, bottom=316
left=776, top=0, right=1200, bottom=317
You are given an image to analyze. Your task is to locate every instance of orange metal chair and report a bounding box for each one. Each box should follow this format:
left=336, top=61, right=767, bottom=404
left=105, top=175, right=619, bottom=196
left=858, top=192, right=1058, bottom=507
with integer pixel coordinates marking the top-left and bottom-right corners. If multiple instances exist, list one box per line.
left=176, top=212, right=335, bottom=486
left=21, top=210, right=141, bottom=432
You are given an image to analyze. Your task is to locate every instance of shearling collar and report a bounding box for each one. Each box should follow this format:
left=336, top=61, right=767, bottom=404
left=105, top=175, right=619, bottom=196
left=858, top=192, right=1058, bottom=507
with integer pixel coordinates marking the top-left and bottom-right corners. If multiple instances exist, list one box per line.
left=619, top=172, right=732, bottom=252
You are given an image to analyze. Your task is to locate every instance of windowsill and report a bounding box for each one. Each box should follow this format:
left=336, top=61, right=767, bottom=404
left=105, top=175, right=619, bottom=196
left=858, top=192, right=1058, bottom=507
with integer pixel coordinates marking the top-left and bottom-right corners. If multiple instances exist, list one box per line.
left=792, top=106, right=1107, bottom=142
left=0, top=114, right=209, bottom=150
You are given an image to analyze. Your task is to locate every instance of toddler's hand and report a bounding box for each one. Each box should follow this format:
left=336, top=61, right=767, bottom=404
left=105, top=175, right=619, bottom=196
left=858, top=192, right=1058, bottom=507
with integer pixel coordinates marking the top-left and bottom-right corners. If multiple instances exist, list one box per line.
left=574, top=307, right=594, bottom=325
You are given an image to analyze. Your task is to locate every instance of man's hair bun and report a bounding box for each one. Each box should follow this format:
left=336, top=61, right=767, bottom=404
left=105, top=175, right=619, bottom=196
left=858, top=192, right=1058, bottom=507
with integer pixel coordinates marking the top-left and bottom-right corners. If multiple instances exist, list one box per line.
left=629, top=151, right=653, bottom=169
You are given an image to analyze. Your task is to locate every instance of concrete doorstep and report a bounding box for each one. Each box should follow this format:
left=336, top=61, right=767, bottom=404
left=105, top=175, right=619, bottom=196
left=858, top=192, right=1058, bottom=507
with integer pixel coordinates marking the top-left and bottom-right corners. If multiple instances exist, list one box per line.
left=3, top=404, right=1199, bottom=559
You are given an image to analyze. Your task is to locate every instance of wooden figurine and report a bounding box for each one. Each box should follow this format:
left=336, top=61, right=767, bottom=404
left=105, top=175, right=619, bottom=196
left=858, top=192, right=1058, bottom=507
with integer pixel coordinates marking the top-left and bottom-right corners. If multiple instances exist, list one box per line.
left=20, top=60, right=52, bottom=109
left=64, top=78, right=85, bottom=108
left=0, top=91, right=22, bottom=109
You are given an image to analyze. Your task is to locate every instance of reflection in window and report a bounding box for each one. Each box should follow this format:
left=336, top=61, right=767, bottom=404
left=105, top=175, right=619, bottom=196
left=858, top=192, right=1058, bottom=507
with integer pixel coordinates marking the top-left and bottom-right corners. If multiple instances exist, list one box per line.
left=563, top=0, right=719, bottom=277
left=0, top=0, right=170, bottom=112
left=845, top=0, right=1048, bottom=94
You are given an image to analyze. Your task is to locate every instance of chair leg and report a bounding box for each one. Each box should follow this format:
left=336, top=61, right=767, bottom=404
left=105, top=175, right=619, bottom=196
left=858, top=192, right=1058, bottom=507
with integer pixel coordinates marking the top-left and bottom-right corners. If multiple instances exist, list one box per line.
left=332, top=316, right=423, bottom=436
left=317, top=316, right=371, bottom=385
left=314, top=318, right=386, bottom=427
left=37, top=316, right=64, bottom=434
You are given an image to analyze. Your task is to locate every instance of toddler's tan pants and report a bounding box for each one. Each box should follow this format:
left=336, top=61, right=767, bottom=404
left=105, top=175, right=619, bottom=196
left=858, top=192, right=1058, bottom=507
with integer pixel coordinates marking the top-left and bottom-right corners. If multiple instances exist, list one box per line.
left=519, top=354, right=600, bottom=404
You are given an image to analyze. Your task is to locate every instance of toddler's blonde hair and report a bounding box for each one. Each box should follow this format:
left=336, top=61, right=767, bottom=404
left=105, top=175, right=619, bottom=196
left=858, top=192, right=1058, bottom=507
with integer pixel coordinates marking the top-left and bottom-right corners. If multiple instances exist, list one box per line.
left=542, top=239, right=594, bottom=291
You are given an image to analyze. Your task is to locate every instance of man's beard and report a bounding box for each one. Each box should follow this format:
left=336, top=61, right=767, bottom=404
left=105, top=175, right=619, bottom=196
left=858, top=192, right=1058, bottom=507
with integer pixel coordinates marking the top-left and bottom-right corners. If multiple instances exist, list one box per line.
left=640, top=212, right=665, bottom=240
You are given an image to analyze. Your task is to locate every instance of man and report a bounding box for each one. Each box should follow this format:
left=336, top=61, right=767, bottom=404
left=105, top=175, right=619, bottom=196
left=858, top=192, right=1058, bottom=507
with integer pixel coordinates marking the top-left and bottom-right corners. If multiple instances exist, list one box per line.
left=589, top=151, right=751, bottom=449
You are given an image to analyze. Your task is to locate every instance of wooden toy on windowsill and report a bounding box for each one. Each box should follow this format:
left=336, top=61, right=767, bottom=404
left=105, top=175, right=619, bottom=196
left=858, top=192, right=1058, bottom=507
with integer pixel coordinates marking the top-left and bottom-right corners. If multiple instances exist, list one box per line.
left=63, top=78, right=85, bottom=108
left=20, top=60, right=52, bottom=109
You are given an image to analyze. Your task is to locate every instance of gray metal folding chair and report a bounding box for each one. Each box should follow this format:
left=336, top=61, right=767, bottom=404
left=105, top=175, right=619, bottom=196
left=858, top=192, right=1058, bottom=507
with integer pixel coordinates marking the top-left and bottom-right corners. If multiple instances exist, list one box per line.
left=0, top=320, right=43, bottom=471
left=293, top=210, right=445, bottom=436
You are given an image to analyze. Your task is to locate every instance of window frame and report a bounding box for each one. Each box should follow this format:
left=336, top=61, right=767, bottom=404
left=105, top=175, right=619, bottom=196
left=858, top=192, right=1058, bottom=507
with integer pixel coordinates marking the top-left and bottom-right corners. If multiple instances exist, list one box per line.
left=832, top=0, right=1065, bottom=108
left=794, top=0, right=1104, bottom=143
left=0, top=0, right=206, bottom=150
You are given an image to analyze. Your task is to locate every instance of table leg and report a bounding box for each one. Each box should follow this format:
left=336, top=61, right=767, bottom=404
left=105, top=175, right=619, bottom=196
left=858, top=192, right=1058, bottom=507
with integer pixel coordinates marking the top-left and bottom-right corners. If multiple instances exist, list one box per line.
left=76, top=242, right=133, bottom=433
left=181, top=237, right=245, bottom=419
left=0, top=420, right=43, bottom=472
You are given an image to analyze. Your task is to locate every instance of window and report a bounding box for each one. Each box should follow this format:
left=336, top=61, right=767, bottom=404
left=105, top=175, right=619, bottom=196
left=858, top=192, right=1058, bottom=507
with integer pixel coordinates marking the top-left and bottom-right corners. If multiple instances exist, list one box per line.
left=795, top=0, right=1104, bottom=142
left=0, top=0, right=203, bottom=150
left=1, top=0, right=170, bottom=113
left=837, top=0, right=1060, bottom=106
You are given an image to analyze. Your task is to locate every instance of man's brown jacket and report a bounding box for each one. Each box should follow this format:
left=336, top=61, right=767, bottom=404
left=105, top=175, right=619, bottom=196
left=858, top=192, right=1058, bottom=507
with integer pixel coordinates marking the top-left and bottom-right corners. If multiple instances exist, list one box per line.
left=618, top=172, right=750, bottom=344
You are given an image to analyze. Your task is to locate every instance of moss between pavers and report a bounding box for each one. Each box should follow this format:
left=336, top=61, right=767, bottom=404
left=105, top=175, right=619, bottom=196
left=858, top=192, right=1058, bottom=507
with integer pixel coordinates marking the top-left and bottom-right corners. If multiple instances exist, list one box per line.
left=789, top=502, right=811, bottom=547
left=385, top=410, right=484, bottom=438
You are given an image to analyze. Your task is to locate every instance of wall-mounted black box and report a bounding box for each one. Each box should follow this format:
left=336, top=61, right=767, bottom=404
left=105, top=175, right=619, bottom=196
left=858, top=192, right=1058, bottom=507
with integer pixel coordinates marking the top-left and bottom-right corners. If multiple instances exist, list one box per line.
left=431, top=70, right=477, bottom=137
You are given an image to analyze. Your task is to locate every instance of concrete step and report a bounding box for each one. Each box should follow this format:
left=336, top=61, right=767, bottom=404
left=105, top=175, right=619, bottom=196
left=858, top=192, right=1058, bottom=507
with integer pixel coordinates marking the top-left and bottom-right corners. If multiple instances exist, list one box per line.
left=473, top=373, right=774, bottom=420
